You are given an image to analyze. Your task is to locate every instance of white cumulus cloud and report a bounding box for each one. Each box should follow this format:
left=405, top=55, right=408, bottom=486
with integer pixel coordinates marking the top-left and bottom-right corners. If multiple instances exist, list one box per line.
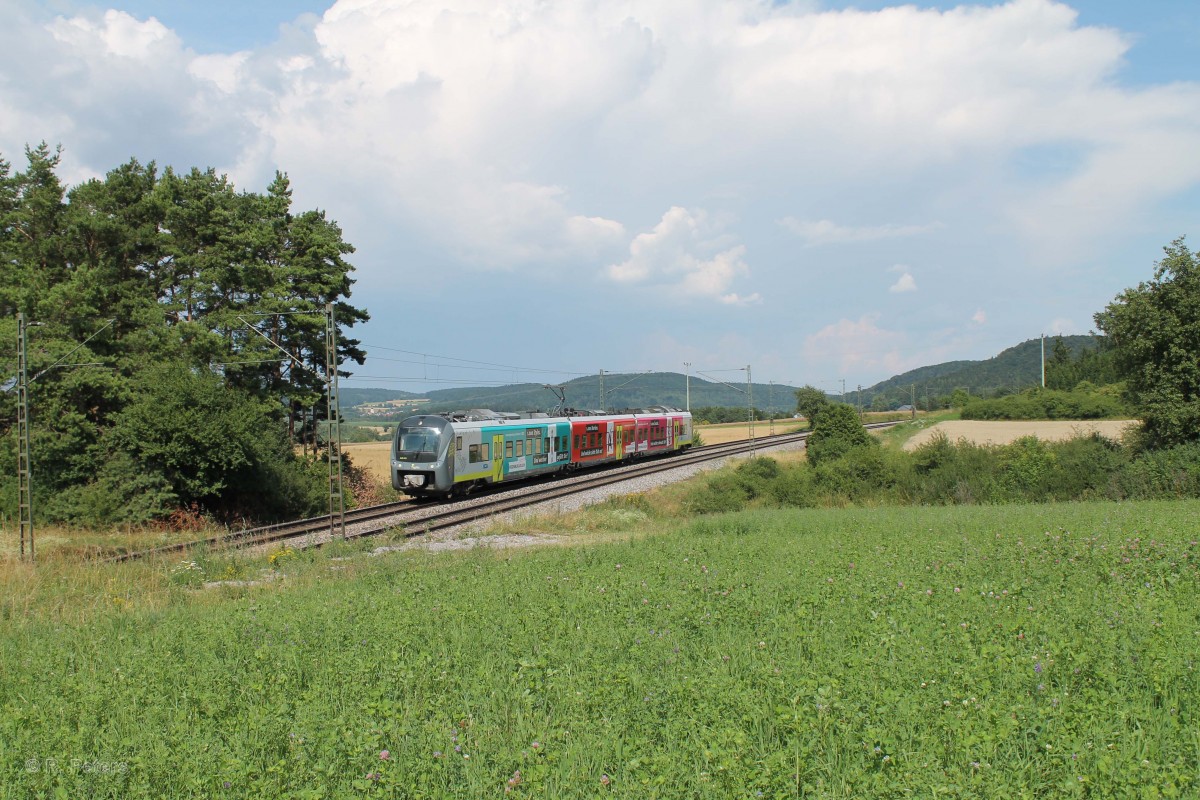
left=889, top=273, right=917, bottom=293
left=606, top=207, right=760, bottom=305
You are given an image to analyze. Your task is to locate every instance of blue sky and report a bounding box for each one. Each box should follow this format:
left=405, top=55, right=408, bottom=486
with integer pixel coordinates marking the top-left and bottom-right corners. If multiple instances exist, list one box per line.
left=5, top=0, right=1200, bottom=398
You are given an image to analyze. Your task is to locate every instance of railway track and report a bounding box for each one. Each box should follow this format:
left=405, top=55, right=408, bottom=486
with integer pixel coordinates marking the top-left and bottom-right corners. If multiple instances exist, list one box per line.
left=107, top=422, right=900, bottom=564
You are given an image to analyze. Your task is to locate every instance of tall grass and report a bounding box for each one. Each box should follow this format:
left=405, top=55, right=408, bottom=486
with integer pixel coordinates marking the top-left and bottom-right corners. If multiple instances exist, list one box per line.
left=2, top=501, right=1197, bottom=797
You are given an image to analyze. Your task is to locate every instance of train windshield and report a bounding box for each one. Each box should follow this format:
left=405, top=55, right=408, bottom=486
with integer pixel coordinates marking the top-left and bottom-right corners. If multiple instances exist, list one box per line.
left=394, top=419, right=446, bottom=463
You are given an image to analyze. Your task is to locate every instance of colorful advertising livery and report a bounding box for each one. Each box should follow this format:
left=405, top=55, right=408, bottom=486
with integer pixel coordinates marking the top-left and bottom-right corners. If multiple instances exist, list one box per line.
left=392, top=408, right=693, bottom=497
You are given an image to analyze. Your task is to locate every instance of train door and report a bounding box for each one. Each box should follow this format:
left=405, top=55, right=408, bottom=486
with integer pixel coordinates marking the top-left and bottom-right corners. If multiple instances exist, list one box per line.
left=606, top=420, right=615, bottom=457
left=491, top=433, right=505, bottom=483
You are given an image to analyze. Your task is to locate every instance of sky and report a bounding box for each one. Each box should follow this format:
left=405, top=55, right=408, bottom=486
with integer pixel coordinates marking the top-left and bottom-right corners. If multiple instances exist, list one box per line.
left=4, top=0, right=1199, bottom=399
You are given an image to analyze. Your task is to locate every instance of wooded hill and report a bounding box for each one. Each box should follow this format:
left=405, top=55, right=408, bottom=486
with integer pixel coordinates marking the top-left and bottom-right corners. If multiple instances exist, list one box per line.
left=345, top=336, right=1105, bottom=418
left=343, top=373, right=801, bottom=417
left=858, top=335, right=1102, bottom=407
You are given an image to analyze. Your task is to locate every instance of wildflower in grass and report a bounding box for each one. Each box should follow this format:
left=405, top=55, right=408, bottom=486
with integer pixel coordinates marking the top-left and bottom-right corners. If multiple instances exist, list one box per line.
left=1034, top=662, right=1042, bottom=674
left=531, top=741, right=541, bottom=750
left=954, top=587, right=961, bottom=593
left=600, top=773, right=611, bottom=787
left=455, top=745, right=462, bottom=753
left=223, top=782, right=232, bottom=789
left=380, top=750, right=390, bottom=760
left=433, top=751, right=443, bottom=759
left=506, top=770, right=523, bottom=792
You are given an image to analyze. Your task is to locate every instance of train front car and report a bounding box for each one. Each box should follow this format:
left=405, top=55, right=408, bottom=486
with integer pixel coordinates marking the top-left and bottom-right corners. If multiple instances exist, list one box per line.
left=391, top=415, right=456, bottom=496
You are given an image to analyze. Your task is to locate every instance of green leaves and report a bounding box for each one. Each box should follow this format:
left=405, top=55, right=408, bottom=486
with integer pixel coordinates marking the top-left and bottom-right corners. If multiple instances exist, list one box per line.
left=0, top=146, right=367, bottom=524
left=1095, top=237, right=1200, bottom=449
left=805, top=403, right=876, bottom=467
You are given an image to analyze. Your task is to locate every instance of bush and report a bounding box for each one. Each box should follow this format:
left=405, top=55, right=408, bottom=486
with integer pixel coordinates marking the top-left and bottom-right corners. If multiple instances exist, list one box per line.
left=1116, top=442, right=1200, bottom=499
left=962, top=388, right=1127, bottom=420
left=681, top=476, right=752, bottom=514
left=806, top=403, right=875, bottom=466
left=812, top=445, right=896, bottom=502
left=108, top=365, right=326, bottom=523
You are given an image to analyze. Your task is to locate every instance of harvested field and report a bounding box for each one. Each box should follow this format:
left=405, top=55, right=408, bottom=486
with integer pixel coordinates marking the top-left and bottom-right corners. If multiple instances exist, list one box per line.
left=342, top=441, right=393, bottom=482
left=903, top=419, right=1138, bottom=451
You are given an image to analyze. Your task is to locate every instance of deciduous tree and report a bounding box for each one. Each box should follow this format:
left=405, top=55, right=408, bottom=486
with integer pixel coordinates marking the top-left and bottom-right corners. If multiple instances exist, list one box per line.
left=1094, top=237, right=1200, bottom=449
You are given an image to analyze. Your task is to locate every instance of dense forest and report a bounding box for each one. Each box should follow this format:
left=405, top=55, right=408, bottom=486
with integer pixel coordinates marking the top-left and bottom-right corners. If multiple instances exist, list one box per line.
left=0, top=144, right=368, bottom=525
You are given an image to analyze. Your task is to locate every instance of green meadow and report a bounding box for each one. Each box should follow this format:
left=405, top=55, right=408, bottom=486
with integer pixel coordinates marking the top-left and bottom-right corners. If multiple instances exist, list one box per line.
left=2, top=498, right=1197, bottom=798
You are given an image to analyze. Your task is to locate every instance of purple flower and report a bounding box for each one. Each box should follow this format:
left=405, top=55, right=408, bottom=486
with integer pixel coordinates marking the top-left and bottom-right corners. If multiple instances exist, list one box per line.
left=1034, top=662, right=1043, bottom=674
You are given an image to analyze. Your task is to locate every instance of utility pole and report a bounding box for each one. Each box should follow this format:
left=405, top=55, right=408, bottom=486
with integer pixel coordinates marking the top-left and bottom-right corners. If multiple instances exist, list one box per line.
left=841, top=378, right=846, bottom=401
left=683, top=362, right=691, bottom=412
left=857, top=384, right=863, bottom=421
left=910, top=384, right=916, bottom=420
left=746, top=365, right=755, bottom=457
left=769, top=380, right=775, bottom=436
left=16, top=314, right=32, bottom=561
left=1041, top=333, right=1046, bottom=388
left=324, top=303, right=345, bottom=539
left=599, top=369, right=606, bottom=412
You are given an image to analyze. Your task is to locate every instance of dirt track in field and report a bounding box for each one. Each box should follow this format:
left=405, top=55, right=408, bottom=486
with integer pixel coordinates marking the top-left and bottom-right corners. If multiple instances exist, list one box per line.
left=902, top=420, right=1138, bottom=451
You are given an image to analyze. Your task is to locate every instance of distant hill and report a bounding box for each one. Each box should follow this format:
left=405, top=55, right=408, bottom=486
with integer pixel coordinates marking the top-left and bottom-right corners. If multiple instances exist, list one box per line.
left=339, top=387, right=419, bottom=407
left=343, top=335, right=1104, bottom=417
left=861, top=335, right=1102, bottom=405
left=343, top=372, right=799, bottom=417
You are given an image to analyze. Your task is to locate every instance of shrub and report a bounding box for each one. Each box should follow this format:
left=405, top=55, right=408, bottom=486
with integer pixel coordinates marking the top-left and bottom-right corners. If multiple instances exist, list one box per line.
left=806, top=403, right=875, bottom=466
left=962, top=388, right=1127, bottom=420
left=812, top=445, right=895, bottom=501
left=1116, top=442, right=1200, bottom=499
left=681, top=476, right=753, bottom=514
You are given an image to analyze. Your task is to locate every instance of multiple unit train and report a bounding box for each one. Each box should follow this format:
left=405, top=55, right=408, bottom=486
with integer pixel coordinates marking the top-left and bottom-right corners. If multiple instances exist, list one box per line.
left=391, top=407, right=694, bottom=497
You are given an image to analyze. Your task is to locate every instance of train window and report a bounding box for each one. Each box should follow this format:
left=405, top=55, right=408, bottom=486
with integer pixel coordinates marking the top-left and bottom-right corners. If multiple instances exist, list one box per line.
left=574, top=434, right=580, bottom=449
left=481, top=443, right=490, bottom=460
left=515, top=440, right=524, bottom=457
left=468, top=444, right=479, bottom=463
left=456, top=436, right=462, bottom=451
left=536, top=438, right=544, bottom=455
left=505, top=441, right=514, bottom=458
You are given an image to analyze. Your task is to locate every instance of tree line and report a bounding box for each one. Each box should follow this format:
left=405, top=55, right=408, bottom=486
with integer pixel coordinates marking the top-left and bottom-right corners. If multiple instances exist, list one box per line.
left=1, top=143, right=368, bottom=525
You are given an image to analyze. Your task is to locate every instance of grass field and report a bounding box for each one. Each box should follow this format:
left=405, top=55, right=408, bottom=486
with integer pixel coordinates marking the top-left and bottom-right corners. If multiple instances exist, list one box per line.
left=3, top=499, right=1197, bottom=797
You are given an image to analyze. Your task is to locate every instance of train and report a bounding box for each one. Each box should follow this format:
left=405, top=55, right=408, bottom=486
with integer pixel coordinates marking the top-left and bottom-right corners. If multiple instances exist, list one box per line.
left=391, top=406, right=694, bottom=498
